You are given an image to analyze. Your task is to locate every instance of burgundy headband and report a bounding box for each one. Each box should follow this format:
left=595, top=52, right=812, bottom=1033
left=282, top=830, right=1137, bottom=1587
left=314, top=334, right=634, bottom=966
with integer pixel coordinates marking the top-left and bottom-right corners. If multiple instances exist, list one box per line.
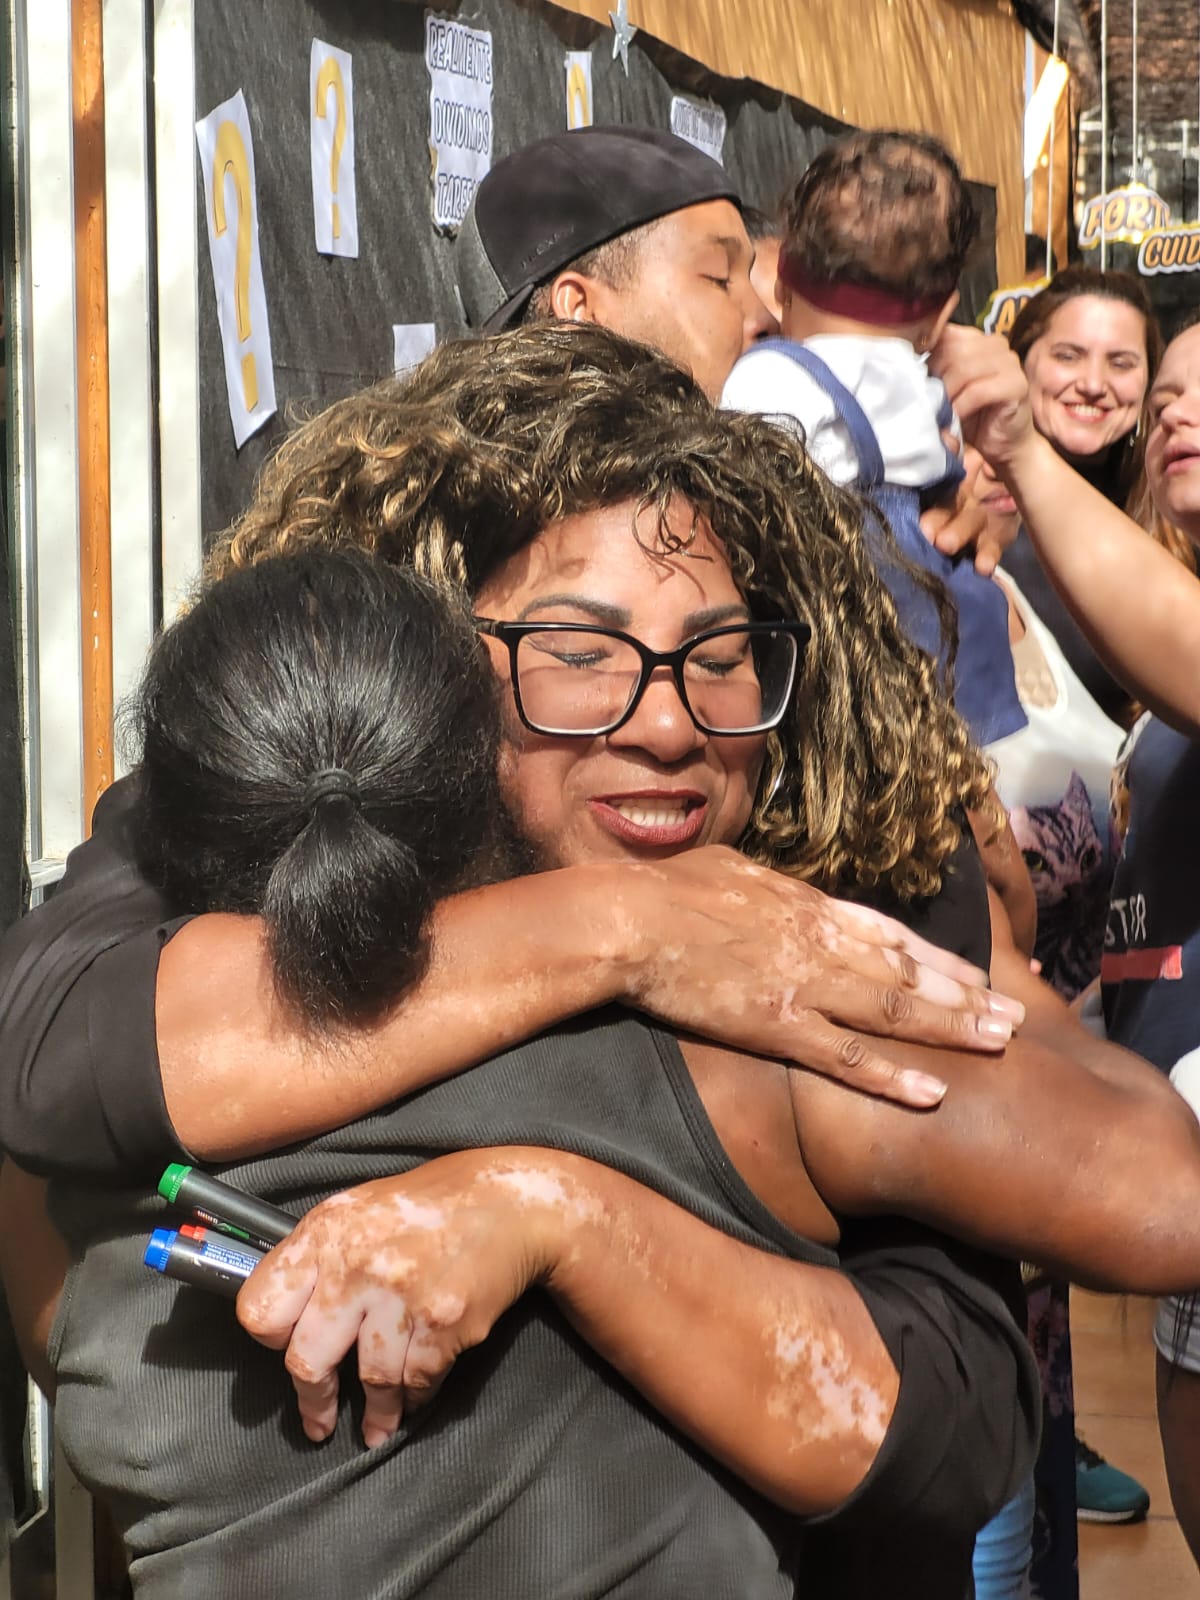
left=779, top=255, right=950, bottom=327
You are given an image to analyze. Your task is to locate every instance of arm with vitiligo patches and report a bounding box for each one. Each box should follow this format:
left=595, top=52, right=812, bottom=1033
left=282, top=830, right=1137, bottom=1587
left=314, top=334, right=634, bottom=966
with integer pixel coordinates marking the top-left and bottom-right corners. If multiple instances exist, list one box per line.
left=236, top=1145, right=898, bottom=1516
left=152, top=847, right=1020, bottom=1166
left=1, top=815, right=1024, bottom=1182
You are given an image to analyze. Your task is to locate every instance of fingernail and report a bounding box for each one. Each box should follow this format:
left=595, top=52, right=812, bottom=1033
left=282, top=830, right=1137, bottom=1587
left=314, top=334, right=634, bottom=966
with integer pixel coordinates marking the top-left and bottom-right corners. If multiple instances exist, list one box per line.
left=304, top=1421, right=331, bottom=1444
left=362, top=1426, right=390, bottom=1450
left=978, top=1016, right=1013, bottom=1042
left=901, top=1071, right=947, bottom=1106
left=987, top=994, right=1025, bottom=1022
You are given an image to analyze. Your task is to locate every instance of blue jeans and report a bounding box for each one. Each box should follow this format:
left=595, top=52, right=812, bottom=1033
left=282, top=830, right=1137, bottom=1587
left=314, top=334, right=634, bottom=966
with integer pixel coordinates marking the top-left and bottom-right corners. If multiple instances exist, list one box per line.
left=973, top=1475, right=1035, bottom=1600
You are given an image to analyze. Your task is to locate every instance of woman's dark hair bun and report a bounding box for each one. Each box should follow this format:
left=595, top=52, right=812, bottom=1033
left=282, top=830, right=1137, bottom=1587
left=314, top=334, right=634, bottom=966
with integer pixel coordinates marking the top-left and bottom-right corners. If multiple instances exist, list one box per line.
left=132, top=550, right=515, bottom=1026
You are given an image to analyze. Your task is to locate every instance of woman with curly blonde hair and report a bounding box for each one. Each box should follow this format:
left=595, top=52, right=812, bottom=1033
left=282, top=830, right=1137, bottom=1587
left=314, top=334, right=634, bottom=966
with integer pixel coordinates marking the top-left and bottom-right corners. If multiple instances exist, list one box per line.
left=214, top=321, right=990, bottom=902
left=9, top=325, right=1200, bottom=1600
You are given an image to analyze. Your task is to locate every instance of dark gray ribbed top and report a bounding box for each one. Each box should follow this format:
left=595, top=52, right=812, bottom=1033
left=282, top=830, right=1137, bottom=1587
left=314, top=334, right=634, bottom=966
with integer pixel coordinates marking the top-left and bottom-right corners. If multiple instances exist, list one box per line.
left=51, top=1010, right=833, bottom=1598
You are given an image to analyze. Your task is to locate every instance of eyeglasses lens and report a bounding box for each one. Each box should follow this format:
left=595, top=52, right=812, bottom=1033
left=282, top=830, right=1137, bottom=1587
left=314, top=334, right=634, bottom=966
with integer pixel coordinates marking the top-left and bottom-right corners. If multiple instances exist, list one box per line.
left=515, top=629, right=641, bottom=734
left=513, top=627, right=796, bottom=736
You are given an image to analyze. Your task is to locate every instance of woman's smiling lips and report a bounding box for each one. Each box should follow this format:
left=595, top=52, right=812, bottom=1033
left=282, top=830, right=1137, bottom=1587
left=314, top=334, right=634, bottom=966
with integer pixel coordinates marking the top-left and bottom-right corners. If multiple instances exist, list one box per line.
left=589, top=790, right=708, bottom=847
left=1163, top=439, right=1200, bottom=475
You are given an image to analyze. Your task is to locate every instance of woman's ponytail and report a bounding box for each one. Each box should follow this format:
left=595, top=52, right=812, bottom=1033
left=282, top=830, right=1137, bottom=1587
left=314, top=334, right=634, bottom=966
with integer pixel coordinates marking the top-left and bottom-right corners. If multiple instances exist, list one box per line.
left=262, top=779, right=435, bottom=1023
left=132, top=550, right=515, bottom=1028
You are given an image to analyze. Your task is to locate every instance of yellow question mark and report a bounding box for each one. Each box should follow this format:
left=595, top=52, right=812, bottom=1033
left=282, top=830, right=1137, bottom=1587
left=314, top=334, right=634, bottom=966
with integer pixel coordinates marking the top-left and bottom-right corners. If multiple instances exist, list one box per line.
left=212, top=120, right=258, bottom=412
left=315, top=58, right=347, bottom=241
left=567, top=61, right=590, bottom=130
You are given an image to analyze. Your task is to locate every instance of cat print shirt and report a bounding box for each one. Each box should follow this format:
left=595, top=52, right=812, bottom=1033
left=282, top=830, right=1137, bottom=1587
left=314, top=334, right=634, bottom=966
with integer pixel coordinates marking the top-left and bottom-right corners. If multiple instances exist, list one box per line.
left=1008, top=771, right=1115, bottom=1000
left=1102, top=716, right=1200, bottom=1074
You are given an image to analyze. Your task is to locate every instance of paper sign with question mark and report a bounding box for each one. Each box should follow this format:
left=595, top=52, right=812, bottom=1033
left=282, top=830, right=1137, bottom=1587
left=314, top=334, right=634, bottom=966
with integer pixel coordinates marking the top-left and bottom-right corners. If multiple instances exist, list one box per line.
left=311, top=40, right=358, bottom=257
left=564, top=52, right=593, bottom=130
left=195, top=90, right=277, bottom=448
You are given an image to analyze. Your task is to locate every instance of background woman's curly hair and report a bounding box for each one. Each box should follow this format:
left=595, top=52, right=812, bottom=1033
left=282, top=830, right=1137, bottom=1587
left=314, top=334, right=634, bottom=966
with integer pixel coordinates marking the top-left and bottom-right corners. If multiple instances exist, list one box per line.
left=210, top=322, right=993, bottom=901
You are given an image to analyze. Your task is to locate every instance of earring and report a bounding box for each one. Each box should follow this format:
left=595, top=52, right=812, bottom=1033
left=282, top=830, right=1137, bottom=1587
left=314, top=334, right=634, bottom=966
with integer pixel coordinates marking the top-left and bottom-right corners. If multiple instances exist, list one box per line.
left=760, top=763, right=785, bottom=813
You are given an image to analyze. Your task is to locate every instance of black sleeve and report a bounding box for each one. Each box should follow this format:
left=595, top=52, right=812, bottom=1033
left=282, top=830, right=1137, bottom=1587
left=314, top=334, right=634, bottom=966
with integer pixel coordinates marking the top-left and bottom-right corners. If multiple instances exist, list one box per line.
left=0, top=776, right=194, bottom=1182
left=800, top=1221, right=1039, bottom=1600
left=858, top=819, right=992, bottom=975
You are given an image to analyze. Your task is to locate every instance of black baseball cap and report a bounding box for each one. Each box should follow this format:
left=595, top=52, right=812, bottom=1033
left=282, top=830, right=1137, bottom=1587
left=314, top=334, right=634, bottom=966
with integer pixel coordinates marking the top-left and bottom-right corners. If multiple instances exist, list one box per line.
left=456, top=126, right=741, bottom=332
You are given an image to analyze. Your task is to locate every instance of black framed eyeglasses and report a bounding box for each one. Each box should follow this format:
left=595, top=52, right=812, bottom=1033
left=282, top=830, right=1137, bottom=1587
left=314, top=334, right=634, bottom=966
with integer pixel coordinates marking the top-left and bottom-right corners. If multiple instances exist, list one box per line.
left=474, top=618, right=810, bottom=737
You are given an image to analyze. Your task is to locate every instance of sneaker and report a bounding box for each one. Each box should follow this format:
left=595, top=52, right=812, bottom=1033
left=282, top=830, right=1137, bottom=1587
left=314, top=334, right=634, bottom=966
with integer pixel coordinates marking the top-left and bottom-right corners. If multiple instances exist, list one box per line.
left=1074, top=1434, right=1151, bottom=1523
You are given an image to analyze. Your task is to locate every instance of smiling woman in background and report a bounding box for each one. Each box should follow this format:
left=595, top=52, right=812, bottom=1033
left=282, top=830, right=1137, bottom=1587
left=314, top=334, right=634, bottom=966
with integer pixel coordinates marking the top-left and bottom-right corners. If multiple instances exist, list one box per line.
left=1002, top=269, right=1185, bottom=731
left=1018, top=271, right=1151, bottom=490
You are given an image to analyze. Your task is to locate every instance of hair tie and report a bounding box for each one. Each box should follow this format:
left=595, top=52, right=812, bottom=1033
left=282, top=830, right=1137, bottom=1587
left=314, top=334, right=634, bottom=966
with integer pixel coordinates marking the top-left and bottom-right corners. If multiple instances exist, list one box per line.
left=303, top=767, right=360, bottom=813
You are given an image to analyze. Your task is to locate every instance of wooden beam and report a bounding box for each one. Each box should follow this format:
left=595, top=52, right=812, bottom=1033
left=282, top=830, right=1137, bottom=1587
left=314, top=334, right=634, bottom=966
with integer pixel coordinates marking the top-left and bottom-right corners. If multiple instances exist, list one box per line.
left=72, top=0, right=113, bottom=831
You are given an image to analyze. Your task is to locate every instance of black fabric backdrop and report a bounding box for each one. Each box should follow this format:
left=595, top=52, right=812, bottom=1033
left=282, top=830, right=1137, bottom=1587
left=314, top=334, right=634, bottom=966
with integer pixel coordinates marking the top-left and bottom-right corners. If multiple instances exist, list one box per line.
left=194, top=0, right=999, bottom=540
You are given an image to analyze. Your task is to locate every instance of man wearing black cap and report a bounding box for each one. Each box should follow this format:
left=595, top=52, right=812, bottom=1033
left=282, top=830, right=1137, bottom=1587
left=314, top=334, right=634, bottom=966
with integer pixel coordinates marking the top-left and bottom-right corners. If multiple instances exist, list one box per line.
left=456, top=125, right=774, bottom=399
left=457, top=124, right=1001, bottom=578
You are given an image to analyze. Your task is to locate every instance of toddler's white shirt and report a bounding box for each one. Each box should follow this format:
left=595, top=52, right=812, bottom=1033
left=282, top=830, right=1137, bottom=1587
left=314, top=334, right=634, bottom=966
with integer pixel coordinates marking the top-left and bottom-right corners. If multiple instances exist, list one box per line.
left=720, top=334, right=959, bottom=490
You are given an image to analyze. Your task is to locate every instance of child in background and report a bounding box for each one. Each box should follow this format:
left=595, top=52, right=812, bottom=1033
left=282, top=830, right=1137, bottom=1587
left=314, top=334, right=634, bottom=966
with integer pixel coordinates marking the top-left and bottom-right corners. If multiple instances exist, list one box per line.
left=723, top=129, right=1025, bottom=748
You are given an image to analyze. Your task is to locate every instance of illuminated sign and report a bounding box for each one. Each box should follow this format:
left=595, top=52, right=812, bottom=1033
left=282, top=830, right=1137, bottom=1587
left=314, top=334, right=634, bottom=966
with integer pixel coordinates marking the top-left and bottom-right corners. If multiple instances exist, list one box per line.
left=977, top=281, right=1047, bottom=337
left=1078, top=184, right=1171, bottom=249
left=1139, top=224, right=1200, bottom=276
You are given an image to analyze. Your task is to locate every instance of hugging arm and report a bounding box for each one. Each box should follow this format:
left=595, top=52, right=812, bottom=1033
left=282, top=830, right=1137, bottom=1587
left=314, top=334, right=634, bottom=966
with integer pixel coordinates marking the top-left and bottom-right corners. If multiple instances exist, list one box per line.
left=0, top=783, right=1021, bottom=1183
left=0, top=1164, right=62, bottom=1398
left=238, top=1145, right=1033, bottom=1525
left=790, top=886, right=1200, bottom=1296
left=0, top=782, right=181, bottom=1179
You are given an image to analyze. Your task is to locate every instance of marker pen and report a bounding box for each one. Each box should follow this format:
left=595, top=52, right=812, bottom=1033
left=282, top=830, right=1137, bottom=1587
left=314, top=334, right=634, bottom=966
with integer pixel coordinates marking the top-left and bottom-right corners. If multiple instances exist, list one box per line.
left=144, top=1227, right=265, bottom=1298
left=158, top=1163, right=295, bottom=1251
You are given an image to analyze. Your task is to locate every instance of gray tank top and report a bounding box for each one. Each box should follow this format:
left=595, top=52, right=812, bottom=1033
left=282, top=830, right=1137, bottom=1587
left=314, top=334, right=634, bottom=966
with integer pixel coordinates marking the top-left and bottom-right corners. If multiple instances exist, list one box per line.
left=50, top=1009, right=835, bottom=1598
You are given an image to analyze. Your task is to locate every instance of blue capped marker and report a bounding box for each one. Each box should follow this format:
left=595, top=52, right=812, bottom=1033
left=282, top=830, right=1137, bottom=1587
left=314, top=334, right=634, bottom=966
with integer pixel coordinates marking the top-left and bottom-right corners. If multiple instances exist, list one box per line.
left=144, top=1227, right=265, bottom=1299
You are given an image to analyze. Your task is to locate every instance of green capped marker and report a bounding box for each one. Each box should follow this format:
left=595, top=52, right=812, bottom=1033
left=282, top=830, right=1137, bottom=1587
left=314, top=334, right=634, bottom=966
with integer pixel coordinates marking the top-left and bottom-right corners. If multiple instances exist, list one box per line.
left=158, top=1163, right=295, bottom=1253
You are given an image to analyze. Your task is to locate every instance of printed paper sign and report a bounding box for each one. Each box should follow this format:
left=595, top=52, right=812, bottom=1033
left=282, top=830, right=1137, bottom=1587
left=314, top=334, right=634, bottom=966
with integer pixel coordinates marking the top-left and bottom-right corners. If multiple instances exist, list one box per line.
left=426, top=14, right=494, bottom=231
left=393, top=322, right=437, bottom=375
left=311, top=40, right=358, bottom=257
left=565, top=52, right=593, bottom=129
left=195, top=91, right=277, bottom=448
left=669, top=97, right=726, bottom=165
